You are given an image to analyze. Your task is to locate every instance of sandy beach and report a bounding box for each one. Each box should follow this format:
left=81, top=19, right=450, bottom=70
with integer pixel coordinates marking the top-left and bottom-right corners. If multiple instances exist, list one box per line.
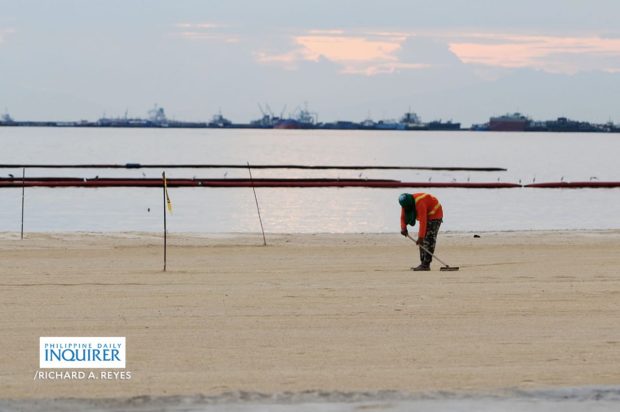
left=1, top=230, right=619, bottom=408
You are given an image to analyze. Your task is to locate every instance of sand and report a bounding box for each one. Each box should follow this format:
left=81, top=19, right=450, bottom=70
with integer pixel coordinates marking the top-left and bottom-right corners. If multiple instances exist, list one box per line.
left=1, top=230, right=619, bottom=407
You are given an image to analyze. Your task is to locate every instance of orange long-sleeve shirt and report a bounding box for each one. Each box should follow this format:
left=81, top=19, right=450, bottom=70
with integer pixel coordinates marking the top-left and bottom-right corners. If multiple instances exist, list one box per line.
left=400, top=192, right=443, bottom=238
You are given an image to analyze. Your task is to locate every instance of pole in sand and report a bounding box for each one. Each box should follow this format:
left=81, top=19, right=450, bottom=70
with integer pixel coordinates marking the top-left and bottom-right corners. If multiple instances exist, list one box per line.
left=162, top=172, right=174, bottom=271
left=162, top=171, right=168, bottom=271
left=20, top=167, right=25, bottom=240
left=247, top=162, right=267, bottom=246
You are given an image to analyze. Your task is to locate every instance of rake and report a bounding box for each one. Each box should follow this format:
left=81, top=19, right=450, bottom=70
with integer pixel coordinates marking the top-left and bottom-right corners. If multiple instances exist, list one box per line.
left=406, top=234, right=460, bottom=271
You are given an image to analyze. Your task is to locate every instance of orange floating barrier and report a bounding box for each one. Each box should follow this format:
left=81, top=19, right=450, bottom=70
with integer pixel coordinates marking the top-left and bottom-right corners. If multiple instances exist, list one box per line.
left=0, top=177, right=523, bottom=189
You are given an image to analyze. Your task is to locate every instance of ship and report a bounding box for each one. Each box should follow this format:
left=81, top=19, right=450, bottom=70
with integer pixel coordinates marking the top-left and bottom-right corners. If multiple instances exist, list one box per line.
left=375, top=119, right=406, bottom=130
left=250, top=104, right=285, bottom=128
left=274, top=103, right=318, bottom=129
left=400, top=110, right=427, bottom=130
left=542, top=117, right=600, bottom=132
left=0, top=110, right=15, bottom=125
left=207, top=110, right=232, bottom=128
left=321, top=120, right=359, bottom=130
left=147, top=105, right=168, bottom=126
left=603, top=121, right=620, bottom=133
left=97, top=105, right=170, bottom=127
left=250, top=114, right=283, bottom=128
left=359, top=116, right=376, bottom=130
left=427, top=120, right=461, bottom=130
left=489, top=113, right=530, bottom=131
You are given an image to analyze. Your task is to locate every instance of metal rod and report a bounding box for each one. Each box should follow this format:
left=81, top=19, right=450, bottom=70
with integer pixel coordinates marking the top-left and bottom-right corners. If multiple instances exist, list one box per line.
left=20, top=167, right=25, bottom=240
left=407, top=234, right=450, bottom=267
left=247, top=162, right=267, bottom=246
left=163, top=171, right=167, bottom=271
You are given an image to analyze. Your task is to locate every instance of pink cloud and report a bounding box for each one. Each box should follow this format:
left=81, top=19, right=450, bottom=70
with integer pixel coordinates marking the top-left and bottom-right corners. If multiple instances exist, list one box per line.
left=295, top=35, right=400, bottom=63
left=449, top=34, right=620, bottom=73
left=181, top=24, right=620, bottom=75
left=257, top=32, right=422, bottom=75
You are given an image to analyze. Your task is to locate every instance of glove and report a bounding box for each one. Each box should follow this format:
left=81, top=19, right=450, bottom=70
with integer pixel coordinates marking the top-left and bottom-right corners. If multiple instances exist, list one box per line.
left=400, top=229, right=408, bottom=237
left=416, top=237, right=424, bottom=245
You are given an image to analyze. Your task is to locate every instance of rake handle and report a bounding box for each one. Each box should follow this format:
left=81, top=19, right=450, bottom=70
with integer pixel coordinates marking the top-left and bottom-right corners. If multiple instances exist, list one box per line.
left=406, top=234, right=450, bottom=267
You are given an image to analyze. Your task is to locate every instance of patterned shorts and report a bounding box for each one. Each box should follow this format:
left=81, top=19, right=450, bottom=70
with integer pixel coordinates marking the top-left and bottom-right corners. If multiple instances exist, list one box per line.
left=419, top=219, right=442, bottom=265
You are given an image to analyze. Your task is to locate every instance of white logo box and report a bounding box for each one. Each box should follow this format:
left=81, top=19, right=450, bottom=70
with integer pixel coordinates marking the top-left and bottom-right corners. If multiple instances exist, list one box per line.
left=40, top=337, right=126, bottom=369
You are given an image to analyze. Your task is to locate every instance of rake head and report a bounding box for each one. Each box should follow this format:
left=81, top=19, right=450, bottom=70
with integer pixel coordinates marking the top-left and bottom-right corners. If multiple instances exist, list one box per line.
left=440, top=265, right=460, bottom=271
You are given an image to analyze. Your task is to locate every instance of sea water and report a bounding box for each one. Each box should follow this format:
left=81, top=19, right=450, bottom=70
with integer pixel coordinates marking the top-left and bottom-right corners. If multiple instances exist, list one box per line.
left=0, top=127, right=618, bottom=233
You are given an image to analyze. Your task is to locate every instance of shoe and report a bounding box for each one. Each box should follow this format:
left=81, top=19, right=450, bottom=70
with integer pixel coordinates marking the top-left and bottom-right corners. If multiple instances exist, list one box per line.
left=411, top=264, right=430, bottom=271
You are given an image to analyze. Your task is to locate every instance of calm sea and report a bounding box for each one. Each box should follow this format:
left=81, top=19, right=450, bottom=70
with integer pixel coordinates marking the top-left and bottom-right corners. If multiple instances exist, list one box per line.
left=1, top=127, right=619, bottom=233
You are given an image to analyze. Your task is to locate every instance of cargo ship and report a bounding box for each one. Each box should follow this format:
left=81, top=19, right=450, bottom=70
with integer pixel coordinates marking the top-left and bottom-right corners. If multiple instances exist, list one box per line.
left=97, top=105, right=173, bottom=128
left=427, top=120, right=461, bottom=130
left=372, top=111, right=462, bottom=131
left=1, top=111, right=14, bottom=125
left=250, top=104, right=285, bottom=128
left=207, top=111, right=232, bottom=128
left=400, top=111, right=426, bottom=130
left=375, top=119, right=406, bottom=130
left=273, top=103, right=318, bottom=129
left=489, top=113, right=530, bottom=132
left=541, top=117, right=600, bottom=132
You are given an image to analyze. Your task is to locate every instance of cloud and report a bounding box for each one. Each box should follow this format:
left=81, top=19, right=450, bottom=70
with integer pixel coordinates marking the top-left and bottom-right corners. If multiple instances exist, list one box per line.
left=255, top=30, right=438, bottom=75
left=295, top=35, right=399, bottom=62
left=396, top=36, right=463, bottom=66
left=254, top=28, right=620, bottom=76
left=449, top=33, right=620, bottom=74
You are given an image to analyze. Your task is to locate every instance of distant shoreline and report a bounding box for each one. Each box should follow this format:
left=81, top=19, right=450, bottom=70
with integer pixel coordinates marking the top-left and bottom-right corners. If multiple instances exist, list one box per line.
left=1, top=121, right=464, bottom=131
left=2, top=123, right=620, bottom=133
left=2, top=114, right=620, bottom=133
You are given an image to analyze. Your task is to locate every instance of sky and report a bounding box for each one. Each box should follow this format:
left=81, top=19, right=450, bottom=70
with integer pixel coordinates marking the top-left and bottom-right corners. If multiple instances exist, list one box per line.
left=1, top=0, right=620, bottom=126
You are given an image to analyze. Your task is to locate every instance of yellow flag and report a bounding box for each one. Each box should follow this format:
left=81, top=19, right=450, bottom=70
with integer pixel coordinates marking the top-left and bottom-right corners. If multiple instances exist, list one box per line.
left=163, top=173, right=173, bottom=214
